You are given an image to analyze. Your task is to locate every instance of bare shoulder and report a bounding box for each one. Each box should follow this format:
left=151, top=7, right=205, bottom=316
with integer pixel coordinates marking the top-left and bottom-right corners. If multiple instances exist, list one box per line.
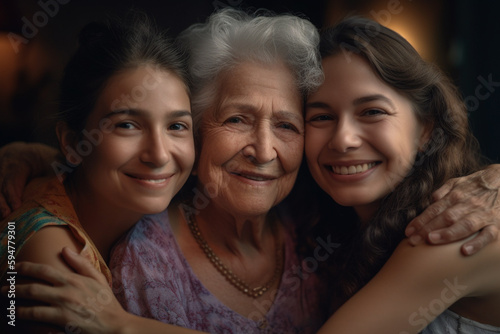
left=16, top=225, right=83, bottom=273
left=10, top=226, right=84, bottom=333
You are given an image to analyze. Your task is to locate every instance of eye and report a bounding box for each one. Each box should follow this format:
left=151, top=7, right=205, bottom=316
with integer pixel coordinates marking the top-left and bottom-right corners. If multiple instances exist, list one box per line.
left=116, top=122, right=137, bottom=130
left=168, top=123, right=188, bottom=131
left=362, top=109, right=387, bottom=116
left=307, top=114, right=334, bottom=122
left=224, top=116, right=243, bottom=124
left=277, top=122, right=299, bottom=133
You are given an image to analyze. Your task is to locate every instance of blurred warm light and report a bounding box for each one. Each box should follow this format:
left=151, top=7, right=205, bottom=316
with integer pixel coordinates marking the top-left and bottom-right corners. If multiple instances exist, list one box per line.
left=323, top=0, right=441, bottom=63
left=0, top=33, right=19, bottom=121
left=383, top=21, right=430, bottom=60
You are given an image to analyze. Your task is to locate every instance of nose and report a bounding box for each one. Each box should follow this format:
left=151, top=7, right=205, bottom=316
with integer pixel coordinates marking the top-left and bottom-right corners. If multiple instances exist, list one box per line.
left=328, top=116, right=362, bottom=152
left=242, top=123, right=278, bottom=164
left=140, top=131, right=170, bottom=167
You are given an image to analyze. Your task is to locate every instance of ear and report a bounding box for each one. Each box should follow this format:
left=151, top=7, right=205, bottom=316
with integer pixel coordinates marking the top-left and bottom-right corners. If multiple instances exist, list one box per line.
left=56, top=121, right=81, bottom=167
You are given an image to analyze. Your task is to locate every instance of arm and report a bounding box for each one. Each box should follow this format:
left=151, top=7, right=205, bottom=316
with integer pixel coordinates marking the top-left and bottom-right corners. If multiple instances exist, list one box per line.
left=318, top=235, right=500, bottom=334
left=406, top=164, right=500, bottom=255
left=0, top=142, right=59, bottom=218
left=9, top=248, right=204, bottom=334
left=11, top=226, right=84, bottom=333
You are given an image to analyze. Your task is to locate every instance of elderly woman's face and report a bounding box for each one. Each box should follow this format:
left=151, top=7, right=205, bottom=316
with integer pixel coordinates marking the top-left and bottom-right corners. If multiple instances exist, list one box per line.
left=196, top=61, right=303, bottom=216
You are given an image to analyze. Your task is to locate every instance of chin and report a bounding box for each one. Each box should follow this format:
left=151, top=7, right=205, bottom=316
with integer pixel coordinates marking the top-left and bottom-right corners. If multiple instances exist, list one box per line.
left=135, top=201, right=172, bottom=215
left=236, top=203, right=274, bottom=217
left=329, top=194, right=369, bottom=208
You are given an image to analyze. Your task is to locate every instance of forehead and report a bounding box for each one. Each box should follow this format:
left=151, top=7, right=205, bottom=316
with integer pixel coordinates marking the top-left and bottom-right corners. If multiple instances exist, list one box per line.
left=311, top=54, right=407, bottom=106
left=96, top=66, right=189, bottom=108
left=322, top=54, right=383, bottom=91
left=215, top=61, right=302, bottom=113
left=101, top=66, right=184, bottom=97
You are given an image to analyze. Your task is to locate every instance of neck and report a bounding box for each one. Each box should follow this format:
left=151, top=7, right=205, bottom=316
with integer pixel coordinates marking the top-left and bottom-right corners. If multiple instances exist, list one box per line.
left=66, top=176, right=143, bottom=262
left=189, top=200, right=277, bottom=256
left=354, top=201, right=381, bottom=225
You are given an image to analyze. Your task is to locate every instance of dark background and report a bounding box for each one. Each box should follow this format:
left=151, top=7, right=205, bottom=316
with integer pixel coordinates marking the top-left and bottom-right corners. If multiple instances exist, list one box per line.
left=1, top=0, right=499, bottom=162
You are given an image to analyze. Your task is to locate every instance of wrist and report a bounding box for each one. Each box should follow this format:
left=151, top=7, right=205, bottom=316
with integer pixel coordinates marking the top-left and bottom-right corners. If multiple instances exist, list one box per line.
left=113, top=312, right=142, bottom=334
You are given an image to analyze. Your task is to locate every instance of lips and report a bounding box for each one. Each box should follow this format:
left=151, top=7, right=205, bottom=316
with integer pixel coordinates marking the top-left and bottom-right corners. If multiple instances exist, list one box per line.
left=125, top=173, right=173, bottom=183
left=230, top=171, right=277, bottom=181
left=329, top=162, right=378, bottom=175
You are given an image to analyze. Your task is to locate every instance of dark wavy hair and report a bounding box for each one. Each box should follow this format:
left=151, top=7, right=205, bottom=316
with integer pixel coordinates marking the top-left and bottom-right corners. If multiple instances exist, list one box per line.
left=295, top=16, right=484, bottom=307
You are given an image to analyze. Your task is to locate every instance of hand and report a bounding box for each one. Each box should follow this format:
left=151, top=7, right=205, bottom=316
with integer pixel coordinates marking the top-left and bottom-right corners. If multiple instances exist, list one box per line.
left=405, top=164, right=500, bottom=255
left=0, top=142, right=59, bottom=219
left=4, top=248, right=129, bottom=334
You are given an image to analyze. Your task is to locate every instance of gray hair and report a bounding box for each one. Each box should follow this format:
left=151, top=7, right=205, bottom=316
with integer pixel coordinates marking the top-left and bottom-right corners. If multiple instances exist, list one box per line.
left=178, top=8, right=323, bottom=138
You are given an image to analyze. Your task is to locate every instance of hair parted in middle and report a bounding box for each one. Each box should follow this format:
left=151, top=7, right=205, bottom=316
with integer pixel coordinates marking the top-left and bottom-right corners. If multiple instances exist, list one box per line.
left=298, top=16, right=484, bottom=304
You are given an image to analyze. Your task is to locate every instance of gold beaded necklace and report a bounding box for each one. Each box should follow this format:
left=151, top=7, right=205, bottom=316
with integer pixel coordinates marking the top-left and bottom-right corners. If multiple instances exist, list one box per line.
left=184, top=209, right=283, bottom=299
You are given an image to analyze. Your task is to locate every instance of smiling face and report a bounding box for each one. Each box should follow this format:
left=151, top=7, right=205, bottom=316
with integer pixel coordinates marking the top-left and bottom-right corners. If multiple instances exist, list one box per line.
left=305, top=54, right=430, bottom=222
left=195, top=61, right=304, bottom=217
left=69, top=65, right=195, bottom=217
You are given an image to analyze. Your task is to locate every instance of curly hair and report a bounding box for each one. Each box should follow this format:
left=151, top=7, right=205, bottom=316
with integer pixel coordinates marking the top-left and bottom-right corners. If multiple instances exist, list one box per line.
left=296, top=16, right=484, bottom=306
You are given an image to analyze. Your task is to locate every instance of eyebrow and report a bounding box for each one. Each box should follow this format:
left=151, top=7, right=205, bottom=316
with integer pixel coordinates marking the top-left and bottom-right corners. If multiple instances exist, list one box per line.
left=103, top=109, right=192, bottom=119
left=223, top=102, right=302, bottom=121
left=353, top=94, right=395, bottom=108
left=305, top=101, right=330, bottom=111
left=306, top=94, right=395, bottom=112
left=273, top=110, right=303, bottom=124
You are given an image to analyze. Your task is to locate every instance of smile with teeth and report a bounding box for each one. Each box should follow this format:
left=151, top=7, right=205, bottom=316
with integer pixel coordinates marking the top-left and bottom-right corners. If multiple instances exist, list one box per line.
left=330, top=162, right=378, bottom=175
left=127, top=175, right=169, bottom=183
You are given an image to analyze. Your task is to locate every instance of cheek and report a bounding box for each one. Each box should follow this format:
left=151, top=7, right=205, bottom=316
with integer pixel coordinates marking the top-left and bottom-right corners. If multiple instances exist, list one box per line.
left=173, top=138, right=195, bottom=169
left=305, top=129, right=327, bottom=163
left=281, top=136, right=304, bottom=173
left=83, top=137, right=136, bottom=173
left=195, top=143, right=226, bottom=186
left=377, top=131, right=419, bottom=180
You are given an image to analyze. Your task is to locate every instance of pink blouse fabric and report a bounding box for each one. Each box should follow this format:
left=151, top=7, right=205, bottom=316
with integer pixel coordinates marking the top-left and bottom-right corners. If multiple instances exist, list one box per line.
left=109, top=209, right=328, bottom=333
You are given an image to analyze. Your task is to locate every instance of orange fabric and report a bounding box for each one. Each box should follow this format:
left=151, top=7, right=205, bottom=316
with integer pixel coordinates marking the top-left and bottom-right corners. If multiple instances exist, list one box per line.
left=1, top=176, right=112, bottom=285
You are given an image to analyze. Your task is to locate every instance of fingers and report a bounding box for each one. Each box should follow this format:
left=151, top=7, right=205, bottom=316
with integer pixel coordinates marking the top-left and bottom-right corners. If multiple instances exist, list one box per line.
left=61, top=247, right=109, bottom=285
left=17, top=305, right=68, bottom=327
left=13, top=282, right=60, bottom=305
left=406, top=200, right=449, bottom=242
left=431, top=178, right=456, bottom=202
left=407, top=166, right=500, bottom=246
left=460, top=225, right=499, bottom=256
left=15, top=262, right=68, bottom=286
left=424, top=217, right=476, bottom=245
left=409, top=202, right=479, bottom=245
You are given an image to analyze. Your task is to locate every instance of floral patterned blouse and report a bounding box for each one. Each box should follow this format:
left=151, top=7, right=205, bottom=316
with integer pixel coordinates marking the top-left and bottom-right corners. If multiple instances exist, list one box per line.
left=110, top=208, right=329, bottom=333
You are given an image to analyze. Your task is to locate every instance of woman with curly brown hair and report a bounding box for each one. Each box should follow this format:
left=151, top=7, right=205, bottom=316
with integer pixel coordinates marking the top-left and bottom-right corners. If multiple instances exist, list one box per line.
left=305, top=16, right=500, bottom=333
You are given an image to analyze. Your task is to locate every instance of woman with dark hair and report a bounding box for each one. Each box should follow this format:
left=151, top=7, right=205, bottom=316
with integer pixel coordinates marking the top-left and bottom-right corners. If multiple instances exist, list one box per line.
left=0, top=12, right=195, bottom=333
left=2, top=9, right=328, bottom=334
left=304, top=17, right=500, bottom=333
left=2, top=10, right=500, bottom=334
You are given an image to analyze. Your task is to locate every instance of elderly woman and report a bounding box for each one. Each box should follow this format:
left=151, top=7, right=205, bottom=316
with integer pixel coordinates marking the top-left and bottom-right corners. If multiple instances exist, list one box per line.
left=2, top=8, right=500, bottom=334
left=1, top=9, right=327, bottom=334
left=107, top=9, right=327, bottom=333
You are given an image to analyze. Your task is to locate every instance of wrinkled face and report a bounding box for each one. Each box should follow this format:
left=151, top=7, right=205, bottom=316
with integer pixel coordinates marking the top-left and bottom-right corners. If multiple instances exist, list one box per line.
left=74, top=65, right=195, bottom=216
left=305, top=54, right=429, bottom=222
left=195, top=61, right=304, bottom=217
